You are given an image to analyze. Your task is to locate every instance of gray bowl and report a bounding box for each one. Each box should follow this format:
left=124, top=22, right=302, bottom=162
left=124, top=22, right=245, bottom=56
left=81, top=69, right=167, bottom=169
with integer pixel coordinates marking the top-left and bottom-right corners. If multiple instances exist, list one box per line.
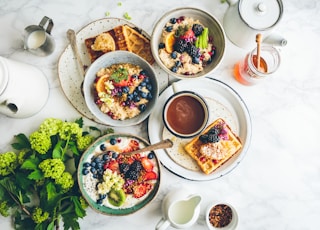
left=151, top=7, right=226, bottom=79
left=83, top=51, right=159, bottom=126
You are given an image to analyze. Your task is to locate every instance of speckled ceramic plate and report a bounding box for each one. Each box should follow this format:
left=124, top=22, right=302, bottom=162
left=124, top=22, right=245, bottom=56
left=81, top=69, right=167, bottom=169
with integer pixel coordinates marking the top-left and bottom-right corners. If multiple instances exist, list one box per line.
left=58, top=18, right=169, bottom=124
left=148, top=77, right=252, bottom=181
left=77, top=133, right=161, bottom=215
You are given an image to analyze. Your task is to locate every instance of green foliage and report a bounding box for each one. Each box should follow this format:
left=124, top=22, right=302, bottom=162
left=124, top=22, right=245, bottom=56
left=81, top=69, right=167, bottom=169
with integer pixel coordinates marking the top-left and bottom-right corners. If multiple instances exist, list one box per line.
left=0, top=117, right=114, bottom=229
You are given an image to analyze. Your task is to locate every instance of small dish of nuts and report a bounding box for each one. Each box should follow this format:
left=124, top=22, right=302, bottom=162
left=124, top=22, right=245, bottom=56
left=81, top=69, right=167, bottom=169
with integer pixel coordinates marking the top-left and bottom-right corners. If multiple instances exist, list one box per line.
left=205, top=202, right=238, bottom=230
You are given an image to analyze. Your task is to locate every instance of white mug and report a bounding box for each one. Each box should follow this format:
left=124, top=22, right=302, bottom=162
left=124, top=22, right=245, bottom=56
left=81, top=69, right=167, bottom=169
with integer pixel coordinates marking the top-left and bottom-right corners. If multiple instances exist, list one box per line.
left=0, top=56, right=49, bottom=118
left=156, top=188, right=202, bottom=230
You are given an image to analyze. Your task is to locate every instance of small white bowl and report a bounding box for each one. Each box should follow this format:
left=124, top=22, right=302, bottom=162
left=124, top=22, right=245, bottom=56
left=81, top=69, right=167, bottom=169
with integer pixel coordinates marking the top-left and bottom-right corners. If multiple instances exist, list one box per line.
left=151, top=7, right=226, bottom=79
left=206, top=202, right=238, bottom=230
left=83, top=50, right=159, bottom=126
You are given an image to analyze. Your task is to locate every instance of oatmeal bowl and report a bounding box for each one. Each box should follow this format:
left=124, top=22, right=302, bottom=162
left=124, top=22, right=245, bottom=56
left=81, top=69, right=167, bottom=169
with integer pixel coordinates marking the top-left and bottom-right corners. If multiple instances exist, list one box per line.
left=83, top=50, right=159, bottom=126
left=151, top=7, right=226, bottom=79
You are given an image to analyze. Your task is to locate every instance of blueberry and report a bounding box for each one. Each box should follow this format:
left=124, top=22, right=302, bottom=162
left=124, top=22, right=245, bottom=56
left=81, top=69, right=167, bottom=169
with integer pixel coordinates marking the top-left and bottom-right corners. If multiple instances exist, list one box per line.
left=90, top=167, right=97, bottom=174
left=139, top=104, right=146, bottom=111
left=122, top=86, right=130, bottom=93
left=140, top=81, right=146, bottom=87
left=96, top=162, right=103, bottom=169
left=132, top=74, right=138, bottom=79
left=147, top=152, right=155, bottom=159
left=97, top=198, right=103, bottom=205
left=100, top=144, right=106, bottom=151
left=82, top=168, right=89, bottom=175
left=140, top=70, right=146, bottom=76
left=140, top=92, right=148, bottom=98
left=171, top=51, right=178, bottom=59
left=90, top=162, right=96, bottom=167
left=133, top=96, right=141, bottom=102
left=171, top=66, right=178, bottom=72
left=159, top=43, right=165, bottom=49
left=83, top=162, right=90, bottom=168
left=137, top=85, right=143, bottom=92
left=146, top=84, right=152, bottom=91
left=112, top=152, right=118, bottom=159
left=144, top=77, right=150, bottom=83
left=170, top=18, right=177, bottom=24
left=133, top=91, right=138, bottom=96
left=166, top=26, right=173, bottom=32
left=94, top=157, right=101, bottom=163
left=192, top=57, right=200, bottom=64
left=147, top=93, right=153, bottom=100
left=92, top=174, right=98, bottom=179
left=99, top=194, right=107, bottom=199
left=127, top=94, right=134, bottom=101
left=175, top=60, right=182, bottom=67
left=110, top=138, right=117, bottom=145
left=102, top=154, right=109, bottom=161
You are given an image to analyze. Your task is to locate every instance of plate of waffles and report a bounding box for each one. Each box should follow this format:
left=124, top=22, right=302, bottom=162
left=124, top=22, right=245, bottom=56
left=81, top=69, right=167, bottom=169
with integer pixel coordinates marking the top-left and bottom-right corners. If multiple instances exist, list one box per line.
left=147, top=77, right=252, bottom=181
left=58, top=18, right=169, bottom=124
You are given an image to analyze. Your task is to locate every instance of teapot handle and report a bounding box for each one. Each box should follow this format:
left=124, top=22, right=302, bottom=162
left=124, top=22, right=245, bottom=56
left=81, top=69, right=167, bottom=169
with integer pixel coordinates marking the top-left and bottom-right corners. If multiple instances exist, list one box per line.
left=39, top=16, right=54, bottom=34
left=155, top=218, right=171, bottom=230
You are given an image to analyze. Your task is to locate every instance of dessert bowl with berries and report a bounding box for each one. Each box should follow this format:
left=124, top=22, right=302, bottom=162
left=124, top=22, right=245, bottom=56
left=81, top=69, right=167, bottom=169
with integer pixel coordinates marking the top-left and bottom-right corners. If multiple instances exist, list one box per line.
left=151, top=7, right=226, bottom=79
left=83, top=50, right=159, bottom=126
left=77, top=133, right=161, bottom=215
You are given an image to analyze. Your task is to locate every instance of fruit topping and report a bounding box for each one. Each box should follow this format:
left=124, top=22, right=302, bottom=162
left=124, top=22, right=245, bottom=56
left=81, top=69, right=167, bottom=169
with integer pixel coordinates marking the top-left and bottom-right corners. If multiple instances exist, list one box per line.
left=133, top=182, right=152, bottom=198
left=141, top=157, right=154, bottom=172
left=192, top=24, right=204, bottom=37
left=107, top=188, right=126, bottom=207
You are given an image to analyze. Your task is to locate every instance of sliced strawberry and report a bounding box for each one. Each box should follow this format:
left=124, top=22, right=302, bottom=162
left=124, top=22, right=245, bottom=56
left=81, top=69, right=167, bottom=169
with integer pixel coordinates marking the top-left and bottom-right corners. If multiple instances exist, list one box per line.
left=106, top=160, right=119, bottom=172
left=144, top=171, right=158, bottom=181
left=141, top=157, right=154, bottom=172
left=112, top=75, right=132, bottom=87
left=180, top=29, right=195, bottom=40
left=133, top=182, right=152, bottom=198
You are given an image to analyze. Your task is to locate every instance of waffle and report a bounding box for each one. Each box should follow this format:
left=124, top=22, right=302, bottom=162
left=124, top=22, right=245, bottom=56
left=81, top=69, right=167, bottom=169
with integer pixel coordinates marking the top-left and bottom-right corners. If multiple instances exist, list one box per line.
left=184, top=118, right=242, bottom=175
left=85, top=25, right=154, bottom=65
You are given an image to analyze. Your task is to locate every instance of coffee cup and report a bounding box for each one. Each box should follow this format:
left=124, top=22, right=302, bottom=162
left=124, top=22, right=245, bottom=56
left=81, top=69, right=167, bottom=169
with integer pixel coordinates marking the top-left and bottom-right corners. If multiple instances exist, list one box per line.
left=163, top=90, right=209, bottom=138
left=24, top=16, right=55, bottom=56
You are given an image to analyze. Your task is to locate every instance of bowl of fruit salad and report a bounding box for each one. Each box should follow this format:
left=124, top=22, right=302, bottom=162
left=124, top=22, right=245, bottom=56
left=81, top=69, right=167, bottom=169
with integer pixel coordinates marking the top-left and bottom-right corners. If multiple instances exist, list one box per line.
left=151, top=7, right=226, bottom=79
left=78, top=133, right=161, bottom=215
left=83, top=50, right=159, bottom=126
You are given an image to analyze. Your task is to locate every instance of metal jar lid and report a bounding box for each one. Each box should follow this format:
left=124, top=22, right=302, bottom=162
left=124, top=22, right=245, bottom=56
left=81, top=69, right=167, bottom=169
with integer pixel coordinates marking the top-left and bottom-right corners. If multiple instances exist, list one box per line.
left=239, top=0, right=283, bottom=30
left=0, top=57, right=9, bottom=95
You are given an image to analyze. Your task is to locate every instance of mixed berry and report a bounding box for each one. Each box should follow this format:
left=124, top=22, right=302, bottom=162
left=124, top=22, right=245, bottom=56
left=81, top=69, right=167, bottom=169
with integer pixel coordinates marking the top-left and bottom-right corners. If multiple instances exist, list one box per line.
left=82, top=137, right=159, bottom=207
left=199, top=123, right=229, bottom=144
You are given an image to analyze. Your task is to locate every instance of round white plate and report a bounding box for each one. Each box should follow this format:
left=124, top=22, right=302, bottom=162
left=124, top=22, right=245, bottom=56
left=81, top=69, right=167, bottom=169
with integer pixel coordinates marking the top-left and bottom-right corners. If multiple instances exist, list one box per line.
left=148, top=77, right=252, bottom=181
left=58, top=18, right=169, bottom=124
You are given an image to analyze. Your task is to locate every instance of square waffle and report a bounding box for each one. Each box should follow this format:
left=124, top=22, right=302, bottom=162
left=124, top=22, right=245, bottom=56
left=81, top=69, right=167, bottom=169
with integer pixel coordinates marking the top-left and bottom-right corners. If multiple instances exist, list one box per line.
left=184, top=118, right=242, bottom=175
left=84, top=25, right=154, bottom=65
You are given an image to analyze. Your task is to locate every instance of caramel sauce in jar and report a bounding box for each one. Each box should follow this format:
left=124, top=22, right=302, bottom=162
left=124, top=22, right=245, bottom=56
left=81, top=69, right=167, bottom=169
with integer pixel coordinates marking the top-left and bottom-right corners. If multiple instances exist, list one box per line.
left=166, top=95, right=205, bottom=135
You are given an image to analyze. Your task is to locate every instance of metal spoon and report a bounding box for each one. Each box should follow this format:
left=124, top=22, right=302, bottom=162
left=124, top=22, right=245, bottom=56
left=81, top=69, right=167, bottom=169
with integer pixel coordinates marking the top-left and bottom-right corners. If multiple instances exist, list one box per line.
left=125, top=139, right=173, bottom=156
left=66, top=29, right=85, bottom=78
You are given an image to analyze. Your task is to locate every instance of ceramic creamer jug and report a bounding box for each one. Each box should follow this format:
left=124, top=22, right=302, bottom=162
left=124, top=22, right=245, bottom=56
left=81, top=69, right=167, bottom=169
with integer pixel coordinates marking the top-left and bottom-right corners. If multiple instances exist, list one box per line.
left=0, top=56, right=49, bottom=118
left=156, top=188, right=202, bottom=230
left=223, top=0, right=287, bottom=49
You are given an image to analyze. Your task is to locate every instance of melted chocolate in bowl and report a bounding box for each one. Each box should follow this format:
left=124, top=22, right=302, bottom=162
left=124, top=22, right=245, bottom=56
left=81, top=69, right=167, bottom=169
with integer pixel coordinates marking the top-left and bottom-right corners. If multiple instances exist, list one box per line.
left=164, top=92, right=208, bottom=137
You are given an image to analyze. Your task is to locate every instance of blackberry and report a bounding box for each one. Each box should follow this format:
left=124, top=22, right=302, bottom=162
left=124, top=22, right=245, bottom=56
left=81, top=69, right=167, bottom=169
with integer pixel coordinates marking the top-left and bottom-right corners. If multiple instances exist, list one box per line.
left=119, top=163, right=130, bottom=174
left=208, top=134, right=220, bottom=143
left=186, top=43, right=199, bottom=58
left=130, top=160, right=143, bottom=172
left=125, top=170, right=139, bottom=180
left=199, top=134, right=209, bottom=143
left=192, top=24, right=204, bottom=36
left=208, top=128, right=220, bottom=135
left=173, top=39, right=188, bottom=53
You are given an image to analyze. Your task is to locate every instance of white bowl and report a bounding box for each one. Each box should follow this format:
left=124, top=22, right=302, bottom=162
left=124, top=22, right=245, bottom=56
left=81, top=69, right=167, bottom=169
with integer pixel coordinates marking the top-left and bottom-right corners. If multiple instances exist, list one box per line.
left=83, top=50, right=159, bottom=126
left=206, top=202, right=238, bottom=230
left=151, top=7, right=226, bottom=79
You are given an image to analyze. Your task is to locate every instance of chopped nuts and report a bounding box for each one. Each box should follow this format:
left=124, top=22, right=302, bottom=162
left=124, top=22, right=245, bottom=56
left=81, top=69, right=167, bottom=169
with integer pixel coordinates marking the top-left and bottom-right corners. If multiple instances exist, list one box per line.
left=208, top=204, right=233, bottom=228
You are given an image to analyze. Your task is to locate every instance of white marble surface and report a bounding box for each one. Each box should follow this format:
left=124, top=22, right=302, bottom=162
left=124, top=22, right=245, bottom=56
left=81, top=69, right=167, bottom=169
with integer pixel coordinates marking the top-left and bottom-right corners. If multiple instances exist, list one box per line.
left=1, top=0, right=320, bottom=229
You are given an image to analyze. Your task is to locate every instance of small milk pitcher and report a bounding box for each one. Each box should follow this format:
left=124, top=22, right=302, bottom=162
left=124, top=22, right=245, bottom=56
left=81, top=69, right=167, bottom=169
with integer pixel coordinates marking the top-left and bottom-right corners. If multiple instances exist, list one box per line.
left=0, top=56, right=49, bottom=118
left=24, top=16, right=55, bottom=56
left=156, top=188, right=202, bottom=230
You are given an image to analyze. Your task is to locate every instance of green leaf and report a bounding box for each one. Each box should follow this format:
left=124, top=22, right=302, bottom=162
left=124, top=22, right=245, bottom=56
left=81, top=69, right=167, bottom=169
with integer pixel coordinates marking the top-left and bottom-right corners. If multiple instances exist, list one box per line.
left=52, top=140, right=63, bottom=159
left=27, top=169, right=43, bottom=180
left=71, top=196, right=86, bottom=218
left=74, top=117, right=83, bottom=128
left=21, top=159, right=38, bottom=170
left=12, top=133, right=31, bottom=150
left=62, top=213, right=80, bottom=230
left=47, top=221, right=55, bottom=230
left=46, top=182, right=58, bottom=201
left=68, top=142, right=79, bottom=156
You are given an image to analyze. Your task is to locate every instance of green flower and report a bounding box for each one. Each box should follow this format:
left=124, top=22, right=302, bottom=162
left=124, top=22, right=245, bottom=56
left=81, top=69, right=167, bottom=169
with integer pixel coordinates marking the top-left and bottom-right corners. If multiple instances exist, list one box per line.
left=31, top=207, right=49, bottom=224
left=0, top=152, right=18, bottom=176
left=0, top=201, right=10, bottom=217
left=55, top=171, right=74, bottom=190
left=39, top=118, right=63, bottom=136
left=38, top=159, right=65, bottom=180
left=77, top=135, right=94, bottom=151
left=79, top=196, right=88, bottom=209
left=17, top=150, right=27, bottom=165
left=59, top=122, right=82, bottom=141
left=29, top=131, right=51, bottom=154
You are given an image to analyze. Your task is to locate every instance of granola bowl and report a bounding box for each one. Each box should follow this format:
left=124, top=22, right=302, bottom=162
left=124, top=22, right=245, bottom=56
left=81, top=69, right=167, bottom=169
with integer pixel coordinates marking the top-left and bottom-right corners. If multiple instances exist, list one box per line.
left=83, top=50, right=159, bottom=126
left=151, top=7, right=226, bottom=79
left=206, top=202, right=238, bottom=230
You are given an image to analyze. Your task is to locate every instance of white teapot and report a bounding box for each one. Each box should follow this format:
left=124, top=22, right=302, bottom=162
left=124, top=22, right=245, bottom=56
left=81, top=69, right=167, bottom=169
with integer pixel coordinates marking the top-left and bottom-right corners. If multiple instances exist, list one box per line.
left=223, top=0, right=287, bottom=49
left=0, top=56, right=49, bottom=118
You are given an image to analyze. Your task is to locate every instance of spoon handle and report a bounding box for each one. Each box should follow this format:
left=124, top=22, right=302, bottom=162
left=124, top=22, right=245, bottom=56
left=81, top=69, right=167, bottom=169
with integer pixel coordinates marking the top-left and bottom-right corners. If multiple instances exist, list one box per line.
left=126, top=139, right=173, bottom=155
left=67, top=29, right=85, bottom=78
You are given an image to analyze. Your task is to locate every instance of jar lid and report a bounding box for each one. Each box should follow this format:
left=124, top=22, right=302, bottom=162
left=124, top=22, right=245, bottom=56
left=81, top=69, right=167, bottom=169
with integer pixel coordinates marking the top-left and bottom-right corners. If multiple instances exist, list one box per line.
left=239, top=0, right=283, bottom=30
left=0, top=57, right=9, bottom=95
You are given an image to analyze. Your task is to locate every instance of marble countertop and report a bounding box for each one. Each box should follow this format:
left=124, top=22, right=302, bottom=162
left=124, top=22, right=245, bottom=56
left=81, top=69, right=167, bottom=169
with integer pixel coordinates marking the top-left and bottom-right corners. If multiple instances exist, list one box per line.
left=1, top=0, right=320, bottom=229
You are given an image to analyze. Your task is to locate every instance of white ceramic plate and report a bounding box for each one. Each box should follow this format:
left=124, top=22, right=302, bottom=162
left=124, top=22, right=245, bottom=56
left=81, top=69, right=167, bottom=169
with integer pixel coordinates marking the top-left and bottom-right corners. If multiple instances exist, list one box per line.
left=58, top=18, right=169, bottom=124
left=148, top=77, right=252, bottom=181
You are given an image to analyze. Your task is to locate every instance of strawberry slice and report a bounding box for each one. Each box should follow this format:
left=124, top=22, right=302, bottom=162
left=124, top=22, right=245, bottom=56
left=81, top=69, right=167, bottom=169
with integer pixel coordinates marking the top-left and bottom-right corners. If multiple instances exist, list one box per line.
left=180, top=29, right=195, bottom=40
left=141, top=157, right=154, bottom=172
left=105, top=159, right=119, bottom=172
left=112, top=75, right=132, bottom=87
left=133, top=182, right=152, bottom=198
left=144, top=171, right=158, bottom=181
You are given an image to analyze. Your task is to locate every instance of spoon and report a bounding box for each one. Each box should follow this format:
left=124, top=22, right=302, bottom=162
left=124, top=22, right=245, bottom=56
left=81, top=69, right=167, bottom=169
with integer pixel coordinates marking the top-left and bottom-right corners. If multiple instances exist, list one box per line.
left=66, top=29, right=85, bottom=78
left=125, top=139, right=173, bottom=155
left=256, top=33, right=262, bottom=71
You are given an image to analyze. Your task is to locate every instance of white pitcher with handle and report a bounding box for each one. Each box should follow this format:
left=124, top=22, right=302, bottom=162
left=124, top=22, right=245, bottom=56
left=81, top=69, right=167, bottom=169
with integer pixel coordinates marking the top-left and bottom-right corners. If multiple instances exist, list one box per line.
left=0, top=56, right=49, bottom=118
left=156, top=188, right=202, bottom=230
left=223, top=0, right=287, bottom=49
